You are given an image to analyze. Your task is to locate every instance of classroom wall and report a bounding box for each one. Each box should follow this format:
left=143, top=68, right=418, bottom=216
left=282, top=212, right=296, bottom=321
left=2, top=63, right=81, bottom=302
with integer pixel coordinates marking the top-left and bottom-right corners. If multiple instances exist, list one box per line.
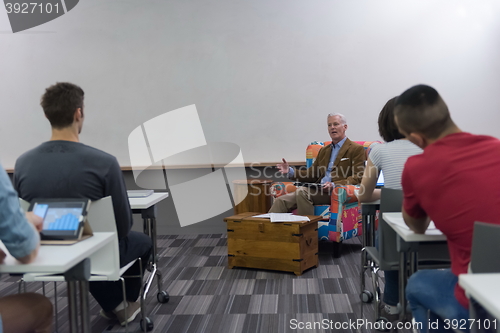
left=1, top=0, right=500, bottom=170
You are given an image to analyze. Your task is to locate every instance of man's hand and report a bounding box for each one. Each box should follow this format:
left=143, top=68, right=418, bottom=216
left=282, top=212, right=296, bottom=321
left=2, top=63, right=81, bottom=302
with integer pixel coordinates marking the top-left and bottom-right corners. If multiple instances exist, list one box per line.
left=402, top=208, right=431, bottom=234
left=25, top=212, right=43, bottom=232
left=276, top=158, right=290, bottom=174
left=321, top=181, right=335, bottom=193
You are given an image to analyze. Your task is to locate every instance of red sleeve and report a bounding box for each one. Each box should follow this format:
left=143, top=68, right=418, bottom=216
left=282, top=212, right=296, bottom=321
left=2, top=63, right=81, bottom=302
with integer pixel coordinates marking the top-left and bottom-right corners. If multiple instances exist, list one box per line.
left=401, top=159, right=427, bottom=218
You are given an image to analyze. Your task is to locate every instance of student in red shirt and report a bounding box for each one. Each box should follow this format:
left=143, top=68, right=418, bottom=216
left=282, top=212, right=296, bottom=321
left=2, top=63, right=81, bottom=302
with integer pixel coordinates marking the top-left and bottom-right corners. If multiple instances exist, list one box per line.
left=394, top=84, right=500, bottom=332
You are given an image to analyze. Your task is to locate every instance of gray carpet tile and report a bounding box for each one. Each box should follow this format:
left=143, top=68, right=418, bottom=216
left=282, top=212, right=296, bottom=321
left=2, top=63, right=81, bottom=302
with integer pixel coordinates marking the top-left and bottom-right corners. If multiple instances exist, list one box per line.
left=0, top=234, right=415, bottom=333
left=173, top=295, right=215, bottom=315
left=193, top=238, right=221, bottom=247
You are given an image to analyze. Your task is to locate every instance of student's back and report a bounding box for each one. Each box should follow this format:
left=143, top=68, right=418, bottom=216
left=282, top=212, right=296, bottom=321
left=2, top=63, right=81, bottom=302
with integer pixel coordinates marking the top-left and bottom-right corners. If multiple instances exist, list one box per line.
left=369, top=139, right=422, bottom=189
left=395, top=84, right=500, bottom=331
left=403, top=132, right=500, bottom=290
left=13, top=82, right=152, bottom=326
left=14, top=140, right=132, bottom=240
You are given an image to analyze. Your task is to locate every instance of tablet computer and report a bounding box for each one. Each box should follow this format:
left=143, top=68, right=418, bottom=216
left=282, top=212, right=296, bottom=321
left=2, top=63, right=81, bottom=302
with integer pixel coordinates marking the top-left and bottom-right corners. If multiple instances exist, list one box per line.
left=28, top=199, right=91, bottom=240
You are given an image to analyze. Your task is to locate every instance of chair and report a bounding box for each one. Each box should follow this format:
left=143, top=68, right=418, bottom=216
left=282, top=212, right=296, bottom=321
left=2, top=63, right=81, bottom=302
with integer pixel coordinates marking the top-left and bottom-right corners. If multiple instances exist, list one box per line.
left=361, top=188, right=450, bottom=329
left=470, top=221, right=500, bottom=274
left=21, top=197, right=153, bottom=332
left=18, top=197, right=29, bottom=211
left=271, top=140, right=380, bottom=257
left=468, top=222, right=500, bottom=333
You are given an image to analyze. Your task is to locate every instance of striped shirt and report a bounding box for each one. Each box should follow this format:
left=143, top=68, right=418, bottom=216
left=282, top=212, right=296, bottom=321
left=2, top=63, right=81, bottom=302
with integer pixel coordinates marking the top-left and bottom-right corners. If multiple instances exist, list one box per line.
left=369, top=140, right=422, bottom=189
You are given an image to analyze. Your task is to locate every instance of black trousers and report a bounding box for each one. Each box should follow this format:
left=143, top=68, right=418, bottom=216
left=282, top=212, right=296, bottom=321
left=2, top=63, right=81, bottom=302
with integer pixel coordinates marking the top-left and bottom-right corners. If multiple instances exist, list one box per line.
left=89, top=231, right=153, bottom=312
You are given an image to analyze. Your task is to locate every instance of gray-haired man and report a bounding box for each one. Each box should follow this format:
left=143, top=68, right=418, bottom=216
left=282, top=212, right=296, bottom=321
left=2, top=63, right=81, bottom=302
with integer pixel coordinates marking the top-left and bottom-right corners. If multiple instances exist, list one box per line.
left=269, top=113, right=366, bottom=215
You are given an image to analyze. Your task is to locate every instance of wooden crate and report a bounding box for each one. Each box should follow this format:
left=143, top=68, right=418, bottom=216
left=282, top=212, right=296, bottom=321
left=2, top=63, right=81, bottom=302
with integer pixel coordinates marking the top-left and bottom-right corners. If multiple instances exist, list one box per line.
left=224, top=212, right=321, bottom=276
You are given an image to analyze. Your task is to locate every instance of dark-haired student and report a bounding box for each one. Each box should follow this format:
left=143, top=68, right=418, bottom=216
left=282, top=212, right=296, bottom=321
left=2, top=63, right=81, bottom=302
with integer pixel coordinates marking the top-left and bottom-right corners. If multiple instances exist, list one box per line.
left=357, top=97, right=422, bottom=322
left=358, top=97, right=422, bottom=202
left=395, top=84, right=500, bottom=332
left=13, top=82, right=152, bottom=326
left=0, top=162, right=53, bottom=333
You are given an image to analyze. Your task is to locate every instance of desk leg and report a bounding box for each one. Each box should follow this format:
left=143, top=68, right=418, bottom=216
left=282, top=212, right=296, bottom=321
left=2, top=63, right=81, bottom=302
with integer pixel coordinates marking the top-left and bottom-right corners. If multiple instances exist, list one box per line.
left=140, top=206, right=166, bottom=302
left=360, top=214, right=372, bottom=293
left=64, top=259, right=91, bottom=333
left=409, top=252, right=418, bottom=276
left=67, top=281, right=79, bottom=333
left=360, top=209, right=379, bottom=309
left=79, top=280, right=90, bottom=333
left=360, top=214, right=368, bottom=298
left=368, top=213, right=376, bottom=248
left=469, top=299, right=478, bottom=333
left=360, top=249, right=367, bottom=298
left=141, top=206, right=158, bottom=264
left=399, top=251, right=407, bottom=322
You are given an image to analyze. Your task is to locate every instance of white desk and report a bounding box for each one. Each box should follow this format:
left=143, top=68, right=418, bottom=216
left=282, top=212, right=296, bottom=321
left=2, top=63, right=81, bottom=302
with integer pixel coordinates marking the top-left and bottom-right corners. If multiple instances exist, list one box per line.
left=129, top=192, right=169, bottom=210
left=382, top=212, right=448, bottom=321
left=0, top=233, right=114, bottom=274
left=129, top=192, right=170, bottom=304
left=383, top=212, right=446, bottom=242
left=459, top=273, right=500, bottom=322
left=0, top=232, right=115, bottom=333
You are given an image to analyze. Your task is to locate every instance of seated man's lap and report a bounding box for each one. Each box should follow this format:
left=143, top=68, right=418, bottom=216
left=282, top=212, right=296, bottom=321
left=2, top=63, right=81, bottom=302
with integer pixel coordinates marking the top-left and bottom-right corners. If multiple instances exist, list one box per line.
left=406, top=269, right=469, bottom=326
left=292, top=186, right=330, bottom=205
left=302, top=187, right=331, bottom=205
left=271, top=187, right=331, bottom=214
left=119, top=231, right=153, bottom=268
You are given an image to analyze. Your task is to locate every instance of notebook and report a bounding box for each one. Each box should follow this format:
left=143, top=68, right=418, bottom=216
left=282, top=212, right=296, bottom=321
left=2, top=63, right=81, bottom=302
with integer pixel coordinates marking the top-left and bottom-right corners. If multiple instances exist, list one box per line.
left=127, top=190, right=154, bottom=198
left=29, top=198, right=92, bottom=244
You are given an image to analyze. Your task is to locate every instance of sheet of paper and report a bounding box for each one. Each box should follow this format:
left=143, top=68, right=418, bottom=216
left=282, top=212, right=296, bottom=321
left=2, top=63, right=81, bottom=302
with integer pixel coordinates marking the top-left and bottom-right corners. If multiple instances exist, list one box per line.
left=252, top=213, right=292, bottom=218
left=269, top=213, right=310, bottom=222
left=253, top=213, right=270, bottom=218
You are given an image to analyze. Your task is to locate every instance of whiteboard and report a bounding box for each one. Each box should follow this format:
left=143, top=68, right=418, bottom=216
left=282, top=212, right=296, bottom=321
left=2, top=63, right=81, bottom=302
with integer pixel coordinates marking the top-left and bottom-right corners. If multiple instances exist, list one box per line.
left=1, top=0, right=499, bottom=169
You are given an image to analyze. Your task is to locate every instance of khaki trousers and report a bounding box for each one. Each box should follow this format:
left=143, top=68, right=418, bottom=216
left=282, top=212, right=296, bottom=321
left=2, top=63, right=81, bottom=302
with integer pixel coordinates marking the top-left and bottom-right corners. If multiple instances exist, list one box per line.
left=268, top=186, right=331, bottom=216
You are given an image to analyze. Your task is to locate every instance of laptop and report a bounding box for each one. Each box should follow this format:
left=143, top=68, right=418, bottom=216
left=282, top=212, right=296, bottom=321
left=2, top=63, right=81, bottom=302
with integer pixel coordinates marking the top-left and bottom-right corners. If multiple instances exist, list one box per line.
left=376, top=171, right=385, bottom=188
left=29, top=198, right=91, bottom=241
left=127, top=190, right=154, bottom=198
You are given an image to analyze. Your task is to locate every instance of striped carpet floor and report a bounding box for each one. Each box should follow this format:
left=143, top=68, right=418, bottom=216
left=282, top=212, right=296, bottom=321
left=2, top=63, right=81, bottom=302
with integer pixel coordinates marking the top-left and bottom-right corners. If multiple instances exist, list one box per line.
left=0, top=234, right=415, bottom=333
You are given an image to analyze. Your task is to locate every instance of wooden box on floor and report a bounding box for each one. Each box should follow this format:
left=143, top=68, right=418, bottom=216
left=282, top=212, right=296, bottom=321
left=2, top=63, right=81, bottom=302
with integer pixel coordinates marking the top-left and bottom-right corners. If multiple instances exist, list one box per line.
left=224, top=212, right=321, bottom=276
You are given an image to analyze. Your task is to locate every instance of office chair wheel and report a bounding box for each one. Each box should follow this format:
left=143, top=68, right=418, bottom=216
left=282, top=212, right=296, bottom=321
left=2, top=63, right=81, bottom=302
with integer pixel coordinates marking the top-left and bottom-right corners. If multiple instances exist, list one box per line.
left=361, top=290, right=373, bottom=303
left=146, top=262, right=154, bottom=272
left=140, top=317, right=154, bottom=332
left=157, top=291, right=169, bottom=303
left=375, top=317, right=391, bottom=332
